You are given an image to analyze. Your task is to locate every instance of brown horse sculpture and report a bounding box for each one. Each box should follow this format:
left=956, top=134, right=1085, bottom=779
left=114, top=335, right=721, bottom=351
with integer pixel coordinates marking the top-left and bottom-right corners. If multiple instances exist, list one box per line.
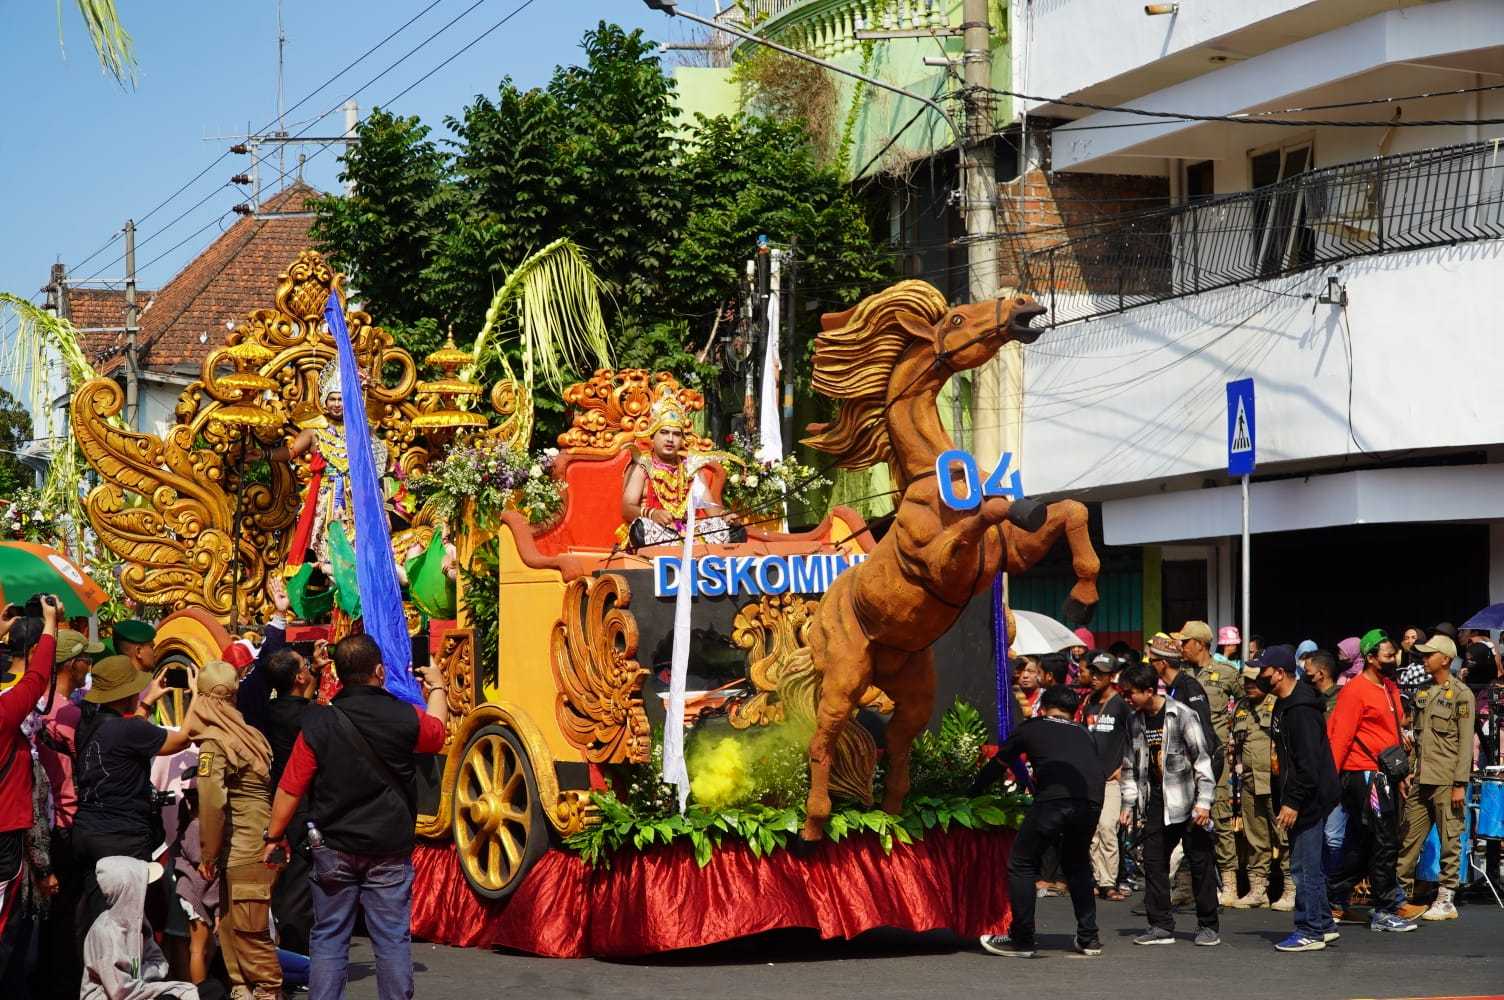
left=799, top=280, right=1100, bottom=840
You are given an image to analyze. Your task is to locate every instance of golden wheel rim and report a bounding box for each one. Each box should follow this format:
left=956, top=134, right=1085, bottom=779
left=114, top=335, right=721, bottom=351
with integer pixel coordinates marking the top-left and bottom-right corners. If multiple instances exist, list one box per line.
left=454, top=732, right=532, bottom=892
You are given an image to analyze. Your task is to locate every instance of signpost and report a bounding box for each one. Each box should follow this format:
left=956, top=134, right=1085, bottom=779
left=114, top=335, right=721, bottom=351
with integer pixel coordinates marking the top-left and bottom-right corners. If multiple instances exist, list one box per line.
left=1226, top=379, right=1256, bottom=664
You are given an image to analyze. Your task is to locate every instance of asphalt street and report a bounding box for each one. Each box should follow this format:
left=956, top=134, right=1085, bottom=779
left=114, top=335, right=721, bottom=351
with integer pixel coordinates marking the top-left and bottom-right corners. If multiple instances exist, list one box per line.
left=340, top=894, right=1504, bottom=1000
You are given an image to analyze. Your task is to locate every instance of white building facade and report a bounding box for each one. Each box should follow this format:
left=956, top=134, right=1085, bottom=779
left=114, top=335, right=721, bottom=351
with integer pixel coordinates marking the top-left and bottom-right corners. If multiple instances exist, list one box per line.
left=1005, top=0, right=1504, bottom=644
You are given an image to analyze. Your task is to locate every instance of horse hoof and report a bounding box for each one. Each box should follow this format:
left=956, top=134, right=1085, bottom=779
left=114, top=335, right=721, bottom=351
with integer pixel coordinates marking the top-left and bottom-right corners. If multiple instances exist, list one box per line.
left=1062, top=597, right=1097, bottom=628
left=790, top=835, right=820, bottom=859
left=799, top=821, right=827, bottom=843
left=1005, top=497, right=1048, bottom=533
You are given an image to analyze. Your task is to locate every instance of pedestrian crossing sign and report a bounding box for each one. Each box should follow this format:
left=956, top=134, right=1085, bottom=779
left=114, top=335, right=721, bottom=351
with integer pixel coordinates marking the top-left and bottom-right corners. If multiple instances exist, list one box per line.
left=1227, top=378, right=1255, bottom=476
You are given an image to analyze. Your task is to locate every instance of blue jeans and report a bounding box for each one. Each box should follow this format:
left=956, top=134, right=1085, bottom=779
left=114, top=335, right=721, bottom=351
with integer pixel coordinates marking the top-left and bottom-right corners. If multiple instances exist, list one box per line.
left=1289, top=821, right=1334, bottom=937
left=309, top=847, right=414, bottom=1000
left=1321, top=802, right=1346, bottom=877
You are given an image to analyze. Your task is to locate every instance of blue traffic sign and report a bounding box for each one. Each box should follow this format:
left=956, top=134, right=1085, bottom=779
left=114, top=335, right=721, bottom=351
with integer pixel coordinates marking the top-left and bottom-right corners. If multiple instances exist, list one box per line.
left=1227, top=378, right=1255, bottom=476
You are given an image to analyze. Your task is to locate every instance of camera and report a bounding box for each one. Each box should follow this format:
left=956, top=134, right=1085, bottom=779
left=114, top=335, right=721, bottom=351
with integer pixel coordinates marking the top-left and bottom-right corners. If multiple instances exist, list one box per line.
left=150, top=789, right=178, bottom=809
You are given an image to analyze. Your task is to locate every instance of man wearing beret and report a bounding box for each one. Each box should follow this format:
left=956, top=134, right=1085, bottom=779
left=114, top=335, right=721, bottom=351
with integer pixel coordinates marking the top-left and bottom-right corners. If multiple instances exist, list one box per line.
left=112, top=619, right=159, bottom=673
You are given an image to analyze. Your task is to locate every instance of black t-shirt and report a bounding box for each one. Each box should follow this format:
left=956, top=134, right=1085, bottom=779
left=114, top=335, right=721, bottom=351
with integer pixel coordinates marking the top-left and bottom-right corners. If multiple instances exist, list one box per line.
left=993, top=714, right=1107, bottom=804
left=73, top=710, right=168, bottom=842
left=1081, top=692, right=1131, bottom=770
left=1144, top=705, right=1167, bottom=824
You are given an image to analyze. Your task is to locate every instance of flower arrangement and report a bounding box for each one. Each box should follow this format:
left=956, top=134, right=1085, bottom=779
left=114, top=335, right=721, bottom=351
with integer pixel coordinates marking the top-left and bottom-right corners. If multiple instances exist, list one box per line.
left=717, top=433, right=830, bottom=528
left=0, top=489, right=63, bottom=544
left=411, top=436, right=564, bottom=528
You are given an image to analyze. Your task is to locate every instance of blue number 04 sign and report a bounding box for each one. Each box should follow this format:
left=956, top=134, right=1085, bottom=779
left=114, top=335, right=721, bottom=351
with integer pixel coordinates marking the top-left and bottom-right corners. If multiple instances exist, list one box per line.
left=934, top=450, right=1025, bottom=511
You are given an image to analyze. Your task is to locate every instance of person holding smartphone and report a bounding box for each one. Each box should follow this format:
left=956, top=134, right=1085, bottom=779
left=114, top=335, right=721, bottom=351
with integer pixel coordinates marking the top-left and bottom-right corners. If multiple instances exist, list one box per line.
left=0, top=596, right=60, bottom=943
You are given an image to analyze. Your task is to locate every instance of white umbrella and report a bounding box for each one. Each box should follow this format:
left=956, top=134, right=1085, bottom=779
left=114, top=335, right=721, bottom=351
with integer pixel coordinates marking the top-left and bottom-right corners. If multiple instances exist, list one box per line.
left=1010, top=609, right=1082, bottom=656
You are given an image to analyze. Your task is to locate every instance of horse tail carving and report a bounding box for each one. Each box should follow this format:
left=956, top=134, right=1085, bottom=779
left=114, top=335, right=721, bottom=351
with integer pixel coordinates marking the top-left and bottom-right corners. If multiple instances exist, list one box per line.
left=802, top=279, right=948, bottom=471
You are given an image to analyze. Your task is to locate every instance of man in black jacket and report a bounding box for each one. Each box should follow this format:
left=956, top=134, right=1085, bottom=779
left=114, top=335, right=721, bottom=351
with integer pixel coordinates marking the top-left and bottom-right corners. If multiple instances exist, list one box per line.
left=1259, top=644, right=1341, bottom=952
left=973, top=685, right=1106, bottom=958
left=262, top=634, right=448, bottom=1000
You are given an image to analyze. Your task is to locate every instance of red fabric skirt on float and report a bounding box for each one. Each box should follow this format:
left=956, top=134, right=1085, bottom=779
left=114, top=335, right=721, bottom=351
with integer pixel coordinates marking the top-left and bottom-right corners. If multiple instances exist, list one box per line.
left=409, top=827, right=1014, bottom=958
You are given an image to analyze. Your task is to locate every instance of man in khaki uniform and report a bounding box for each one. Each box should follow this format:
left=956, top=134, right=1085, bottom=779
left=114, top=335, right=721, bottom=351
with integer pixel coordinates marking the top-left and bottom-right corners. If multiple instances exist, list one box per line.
left=186, top=661, right=282, bottom=1000
left=1396, top=634, right=1475, bottom=922
left=1228, top=667, right=1292, bottom=910
left=1175, top=620, right=1242, bottom=901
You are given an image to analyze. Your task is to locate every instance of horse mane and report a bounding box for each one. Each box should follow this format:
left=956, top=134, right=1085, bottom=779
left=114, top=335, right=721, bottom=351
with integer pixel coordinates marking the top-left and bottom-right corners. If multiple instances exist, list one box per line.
left=802, top=280, right=948, bottom=470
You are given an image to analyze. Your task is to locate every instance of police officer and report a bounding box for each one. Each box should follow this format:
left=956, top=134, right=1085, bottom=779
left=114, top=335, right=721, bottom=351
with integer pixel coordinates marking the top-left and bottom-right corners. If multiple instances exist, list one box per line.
left=183, top=660, right=281, bottom=1000
left=1395, top=634, right=1475, bottom=922
left=1174, top=620, right=1241, bottom=903
left=1228, top=666, right=1292, bottom=910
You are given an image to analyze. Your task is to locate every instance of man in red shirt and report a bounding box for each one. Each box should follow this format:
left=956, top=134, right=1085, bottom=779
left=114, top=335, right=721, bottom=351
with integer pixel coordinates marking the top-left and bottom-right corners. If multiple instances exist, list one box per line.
left=1326, top=628, right=1415, bottom=933
left=261, top=634, right=447, bottom=1000
left=0, top=597, right=60, bottom=941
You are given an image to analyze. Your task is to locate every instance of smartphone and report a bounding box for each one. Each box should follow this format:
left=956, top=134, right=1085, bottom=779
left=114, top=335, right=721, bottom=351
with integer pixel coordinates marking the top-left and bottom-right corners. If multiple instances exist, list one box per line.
left=267, top=846, right=288, bottom=865
left=289, top=639, right=318, bottom=660
left=164, top=667, right=190, bottom=688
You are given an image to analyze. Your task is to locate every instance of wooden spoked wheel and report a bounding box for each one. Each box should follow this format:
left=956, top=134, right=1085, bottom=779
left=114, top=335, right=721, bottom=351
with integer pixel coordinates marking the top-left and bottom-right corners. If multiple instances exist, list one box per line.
left=452, top=723, right=548, bottom=900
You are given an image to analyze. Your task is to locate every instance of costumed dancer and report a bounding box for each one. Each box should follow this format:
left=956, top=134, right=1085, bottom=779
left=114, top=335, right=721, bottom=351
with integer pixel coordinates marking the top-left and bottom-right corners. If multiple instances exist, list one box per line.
left=620, top=390, right=739, bottom=549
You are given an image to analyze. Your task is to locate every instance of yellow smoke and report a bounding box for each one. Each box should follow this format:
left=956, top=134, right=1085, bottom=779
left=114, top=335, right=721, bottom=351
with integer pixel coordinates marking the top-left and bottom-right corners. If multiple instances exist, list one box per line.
left=686, top=719, right=814, bottom=812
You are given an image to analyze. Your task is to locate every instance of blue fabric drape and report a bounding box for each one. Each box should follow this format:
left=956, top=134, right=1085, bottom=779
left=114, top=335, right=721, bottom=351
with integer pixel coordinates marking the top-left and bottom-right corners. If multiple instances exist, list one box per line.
left=325, top=296, right=422, bottom=706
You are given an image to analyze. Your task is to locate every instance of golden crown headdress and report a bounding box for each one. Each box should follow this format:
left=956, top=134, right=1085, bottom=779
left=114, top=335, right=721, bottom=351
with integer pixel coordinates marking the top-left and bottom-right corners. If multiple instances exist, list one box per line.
left=638, top=388, right=689, bottom=439
left=318, top=358, right=342, bottom=405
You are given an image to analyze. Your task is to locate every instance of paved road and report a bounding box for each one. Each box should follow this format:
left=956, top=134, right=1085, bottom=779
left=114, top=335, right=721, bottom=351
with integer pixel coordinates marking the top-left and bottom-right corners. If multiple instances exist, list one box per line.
left=339, top=895, right=1504, bottom=1000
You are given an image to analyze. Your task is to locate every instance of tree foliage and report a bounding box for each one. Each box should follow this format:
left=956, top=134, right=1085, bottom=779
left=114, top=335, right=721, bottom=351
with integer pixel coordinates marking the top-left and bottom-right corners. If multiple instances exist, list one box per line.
left=310, top=21, right=892, bottom=443
left=0, top=387, right=33, bottom=497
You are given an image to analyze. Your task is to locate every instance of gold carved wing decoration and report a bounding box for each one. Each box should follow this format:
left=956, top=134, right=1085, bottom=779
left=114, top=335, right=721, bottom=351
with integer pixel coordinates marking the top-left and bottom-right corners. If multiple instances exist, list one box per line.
left=549, top=573, right=650, bottom=764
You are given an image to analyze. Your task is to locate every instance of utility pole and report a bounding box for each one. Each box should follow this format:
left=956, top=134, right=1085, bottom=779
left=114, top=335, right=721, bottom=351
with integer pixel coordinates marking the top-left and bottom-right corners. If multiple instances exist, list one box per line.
left=124, top=219, right=141, bottom=431
left=343, top=100, right=361, bottom=195
left=963, top=0, right=1005, bottom=467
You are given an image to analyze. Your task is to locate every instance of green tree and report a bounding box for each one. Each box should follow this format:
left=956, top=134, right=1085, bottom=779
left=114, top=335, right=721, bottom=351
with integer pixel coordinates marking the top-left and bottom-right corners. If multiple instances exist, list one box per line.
left=0, top=387, right=35, bottom=496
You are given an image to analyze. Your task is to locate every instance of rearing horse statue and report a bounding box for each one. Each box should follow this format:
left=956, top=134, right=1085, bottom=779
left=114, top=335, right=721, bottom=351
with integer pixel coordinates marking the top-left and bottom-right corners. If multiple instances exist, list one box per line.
left=800, top=280, right=1101, bottom=840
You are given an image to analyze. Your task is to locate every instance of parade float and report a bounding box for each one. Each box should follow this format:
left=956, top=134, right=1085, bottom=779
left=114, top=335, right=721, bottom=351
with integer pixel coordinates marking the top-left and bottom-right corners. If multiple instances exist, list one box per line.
left=69, top=249, right=1100, bottom=957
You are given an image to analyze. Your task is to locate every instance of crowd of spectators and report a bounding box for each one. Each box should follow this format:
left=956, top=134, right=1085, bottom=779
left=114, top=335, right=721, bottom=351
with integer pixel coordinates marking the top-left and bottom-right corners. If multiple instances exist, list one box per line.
left=0, top=587, right=447, bottom=1000
left=1003, top=619, right=1499, bottom=953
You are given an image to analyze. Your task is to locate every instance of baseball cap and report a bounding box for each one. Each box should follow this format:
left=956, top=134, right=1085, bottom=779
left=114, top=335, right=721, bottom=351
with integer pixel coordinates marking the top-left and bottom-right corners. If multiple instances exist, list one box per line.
left=1414, top=634, right=1459, bottom=660
left=55, top=628, right=106, bottom=662
left=1087, top=652, right=1119, bottom=674
left=1217, top=625, right=1242, bottom=646
left=1251, top=644, right=1297, bottom=673
left=1147, top=632, right=1183, bottom=660
left=85, top=654, right=153, bottom=704
left=1359, top=628, right=1390, bottom=657
left=1173, top=621, right=1213, bottom=645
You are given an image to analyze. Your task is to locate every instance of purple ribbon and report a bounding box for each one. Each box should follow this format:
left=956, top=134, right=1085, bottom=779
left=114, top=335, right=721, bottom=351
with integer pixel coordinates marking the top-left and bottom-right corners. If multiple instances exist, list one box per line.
left=992, top=573, right=1013, bottom=741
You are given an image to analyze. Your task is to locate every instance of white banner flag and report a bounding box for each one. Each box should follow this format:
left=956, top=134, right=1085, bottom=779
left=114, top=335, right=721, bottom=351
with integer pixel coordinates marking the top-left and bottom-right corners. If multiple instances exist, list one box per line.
left=661, top=474, right=707, bottom=813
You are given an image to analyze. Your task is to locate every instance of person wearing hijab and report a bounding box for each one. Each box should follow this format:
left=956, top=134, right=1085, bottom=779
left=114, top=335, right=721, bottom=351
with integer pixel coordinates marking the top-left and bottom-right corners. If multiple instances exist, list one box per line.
left=1336, top=637, right=1363, bottom=682
left=182, top=661, right=280, bottom=1000
left=80, top=857, right=197, bottom=1000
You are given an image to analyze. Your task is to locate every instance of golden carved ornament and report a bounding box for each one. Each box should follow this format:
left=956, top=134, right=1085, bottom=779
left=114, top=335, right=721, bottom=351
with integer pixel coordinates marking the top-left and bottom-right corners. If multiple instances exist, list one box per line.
left=726, top=594, right=888, bottom=807
left=73, top=249, right=463, bottom=624
left=556, top=368, right=713, bottom=456
left=435, top=628, right=479, bottom=753
left=549, top=573, right=650, bottom=764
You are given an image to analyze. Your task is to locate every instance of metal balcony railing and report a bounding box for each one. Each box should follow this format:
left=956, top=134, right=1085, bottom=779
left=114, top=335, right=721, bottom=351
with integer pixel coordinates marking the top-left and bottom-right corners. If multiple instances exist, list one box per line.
left=1021, top=142, right=1504, bottom=326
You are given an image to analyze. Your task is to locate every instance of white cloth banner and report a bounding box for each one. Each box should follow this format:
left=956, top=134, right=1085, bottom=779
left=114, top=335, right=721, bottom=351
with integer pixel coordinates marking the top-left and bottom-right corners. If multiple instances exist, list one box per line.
left=757, top=251, right=783, bottom=463
left=662, top=474, right=707, bottom=813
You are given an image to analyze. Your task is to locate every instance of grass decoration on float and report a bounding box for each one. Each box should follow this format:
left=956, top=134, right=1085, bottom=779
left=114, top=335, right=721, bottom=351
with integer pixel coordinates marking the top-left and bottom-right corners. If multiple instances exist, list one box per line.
left=567, top=700, right=1027, bottom=868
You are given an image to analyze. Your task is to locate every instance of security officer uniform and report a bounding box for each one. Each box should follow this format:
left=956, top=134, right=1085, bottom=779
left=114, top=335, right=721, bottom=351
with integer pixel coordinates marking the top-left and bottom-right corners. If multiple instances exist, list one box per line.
left=1196, top=654, right=1243, bottom=885
left=1397, top=674, right=1476, bottom=903
left=198, top=737, right=282, bottom=999
left=1228, top=686, right=1289, bottom=906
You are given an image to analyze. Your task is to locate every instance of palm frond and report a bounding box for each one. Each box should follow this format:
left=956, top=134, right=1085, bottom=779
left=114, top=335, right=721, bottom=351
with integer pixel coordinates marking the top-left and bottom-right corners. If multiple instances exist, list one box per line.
left=466, top=238, right=614, bottom=445
left=1, top=293, right=102, bottom=539
left=58, top=0, right=137, bottom=87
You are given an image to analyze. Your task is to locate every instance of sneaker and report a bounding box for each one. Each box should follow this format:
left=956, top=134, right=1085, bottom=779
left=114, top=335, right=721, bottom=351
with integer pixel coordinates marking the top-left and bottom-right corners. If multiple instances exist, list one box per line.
left=1369, top=910, right=1418, bottom=933
left=979, top=934, right=1036, bottom=957
left=1133, top=927, right=1175, bottom=946
left=1073, top=935, right=1103, bottom=956
left=1422, top=897, right=1458, bottom=921
left=1274, top=932, right=1326, bottom=952
left=1322, top=930, right=1341, bottom=943
left=1193, top=926, right=1221, bottom=947
left=1395, top=902, right=1428, bottom=921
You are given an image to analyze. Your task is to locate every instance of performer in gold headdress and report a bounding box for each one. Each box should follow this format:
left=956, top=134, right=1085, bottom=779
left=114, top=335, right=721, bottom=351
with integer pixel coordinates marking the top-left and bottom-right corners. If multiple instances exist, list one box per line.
left=620, top=391, right=739, bottom=548
left=262, top=358, right=393, bottom=617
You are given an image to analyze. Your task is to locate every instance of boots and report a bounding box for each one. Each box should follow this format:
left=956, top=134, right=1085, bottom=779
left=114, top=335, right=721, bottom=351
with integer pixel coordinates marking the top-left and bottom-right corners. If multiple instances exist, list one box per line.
left=1171, top=866, right=1194, bottom=906
left=1422, top=887, right=1459, bottom=921
left=1231, top=873, right=1269, bottom=908
left=1271, top=879, right=1295, bottom=912
left=1217, top=870, right=1239, bottom=907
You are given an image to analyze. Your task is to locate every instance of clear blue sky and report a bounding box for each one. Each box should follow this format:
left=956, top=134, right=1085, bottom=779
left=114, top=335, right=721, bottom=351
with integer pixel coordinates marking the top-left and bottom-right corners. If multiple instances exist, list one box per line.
left=0, top=0, right=720, bottom=317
